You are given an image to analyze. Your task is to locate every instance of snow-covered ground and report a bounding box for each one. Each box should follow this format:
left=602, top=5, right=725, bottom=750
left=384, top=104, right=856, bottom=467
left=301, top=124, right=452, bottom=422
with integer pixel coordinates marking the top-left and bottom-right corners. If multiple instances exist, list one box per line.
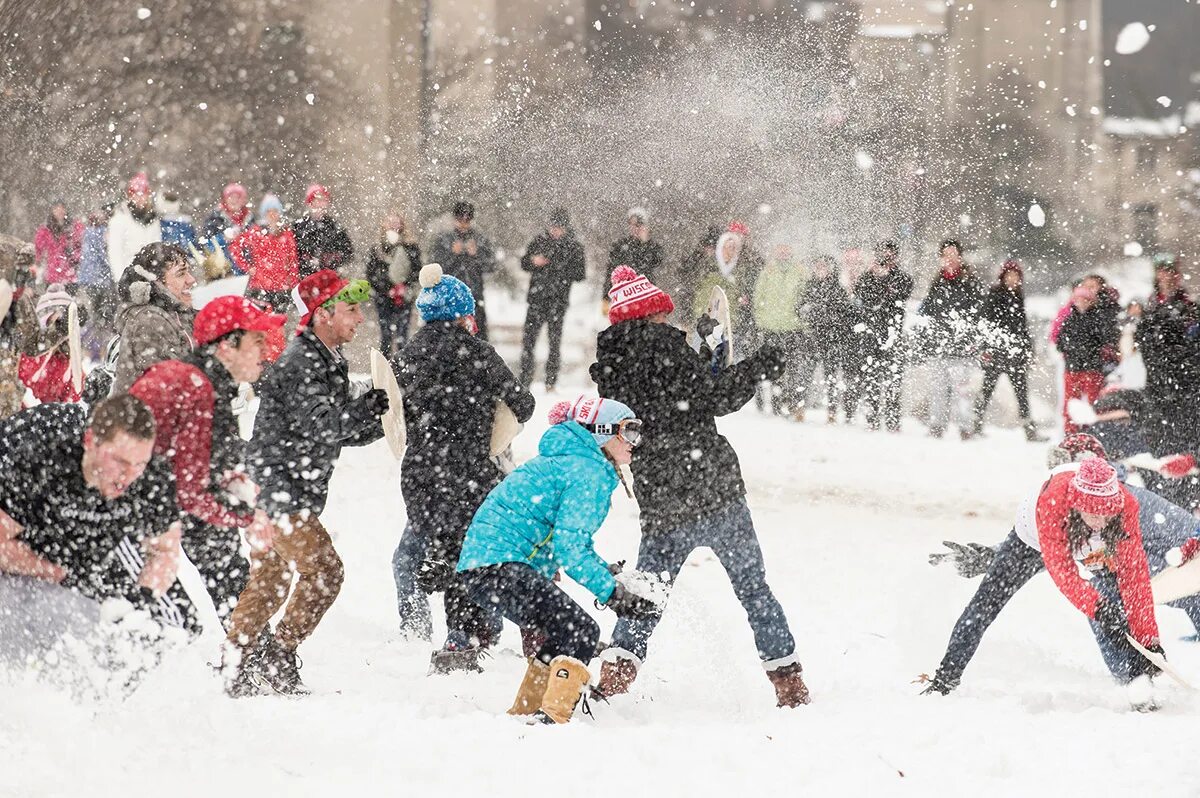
left=4, top=389, right=1200, bottom=797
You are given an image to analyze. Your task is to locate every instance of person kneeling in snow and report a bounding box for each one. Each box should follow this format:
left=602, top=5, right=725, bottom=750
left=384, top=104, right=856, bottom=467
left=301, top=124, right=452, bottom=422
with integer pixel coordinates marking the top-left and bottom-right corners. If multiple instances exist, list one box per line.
left=589, top=265, right=810, bottom=708
left=457, top=396, right=659, bottom=724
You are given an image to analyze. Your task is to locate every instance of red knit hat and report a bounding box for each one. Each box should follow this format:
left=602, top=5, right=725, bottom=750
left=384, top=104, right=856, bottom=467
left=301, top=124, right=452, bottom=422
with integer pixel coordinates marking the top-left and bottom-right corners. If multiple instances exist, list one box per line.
left=608, top=265, right=674, bottom=324
left=728, top=220, right=750, bottom=237
left=1068, top=458, right=1124, bottom=516
left=305, top=183, right=331, bottom=205
left=222, top=182, right=247, bottom=201
left=127, top=172, right=151, bottom=197
left=999, top=259, right=1023, bottom=279
left=292, top=269, right=348, bottom=331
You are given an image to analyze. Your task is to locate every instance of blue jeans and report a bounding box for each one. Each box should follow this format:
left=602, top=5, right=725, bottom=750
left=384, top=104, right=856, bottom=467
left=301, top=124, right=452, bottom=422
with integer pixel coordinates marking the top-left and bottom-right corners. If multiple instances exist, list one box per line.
left=463, top=562, right=600, bottom=664
left=391, top=524, right=433, bottom=640
left=611, top=499, right=796, bottom=665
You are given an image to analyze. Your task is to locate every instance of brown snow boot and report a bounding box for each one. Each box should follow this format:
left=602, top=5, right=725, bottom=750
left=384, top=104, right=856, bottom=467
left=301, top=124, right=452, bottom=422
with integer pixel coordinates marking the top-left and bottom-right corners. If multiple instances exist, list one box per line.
left=596, top=657, right=639, bottom=698
left=535, top=656, right=591, bottom=724
left=507, top=658, right=551, bottom=716
left=767, top=662, right=811, bottom=708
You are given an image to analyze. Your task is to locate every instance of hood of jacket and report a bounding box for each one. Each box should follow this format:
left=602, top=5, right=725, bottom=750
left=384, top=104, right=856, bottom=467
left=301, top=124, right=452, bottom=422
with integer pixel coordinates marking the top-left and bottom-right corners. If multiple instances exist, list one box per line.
left=537, top=419, right=613, bottom=469
left=115, top=280, right=192, bottom=335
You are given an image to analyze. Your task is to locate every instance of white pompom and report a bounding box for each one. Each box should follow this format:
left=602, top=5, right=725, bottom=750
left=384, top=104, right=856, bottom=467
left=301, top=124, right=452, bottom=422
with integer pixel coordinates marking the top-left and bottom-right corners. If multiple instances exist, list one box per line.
left=419, top=263, right=443, bottom=288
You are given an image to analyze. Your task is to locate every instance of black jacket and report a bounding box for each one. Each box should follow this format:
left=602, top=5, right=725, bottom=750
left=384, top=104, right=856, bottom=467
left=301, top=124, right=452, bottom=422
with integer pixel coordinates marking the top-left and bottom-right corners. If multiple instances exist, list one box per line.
left=1135, top=291, right=1200, bottom=402
left=853, top=267, right=914, bottom=348
left=293, top=215, right=354, bottom=278
left=1057, top=303, right=1120, bottom=372
left=249, top=329, right=383, bottom=516
left=0, top=404, right=178, bottom=590
left=978, top=285, right=1032, bottom=368
left=365, top=241, right=422, bottom=301
left=590, top=319, right=776, bottom=534
left=604, top=236, right=665, bottom=296
left=429, top=229, right=496, bottom=299
left=918, top=271, right=984, bottom=356
left=392, top=322, right=535, bottom=560
left=184, top=351, right=246, bottom=480
left=803, top=275, right=856, bottom=350
left=520, top=231, right=586, bottom=307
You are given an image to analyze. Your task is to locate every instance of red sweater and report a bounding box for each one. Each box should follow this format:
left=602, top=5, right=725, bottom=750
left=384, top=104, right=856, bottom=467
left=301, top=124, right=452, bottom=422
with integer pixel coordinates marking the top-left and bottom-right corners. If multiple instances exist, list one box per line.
left=129, top=360, right=255, bottom=529
left=1035, top=471, right=1159, bottom=647
left=231, top=226, right=300, bottom=292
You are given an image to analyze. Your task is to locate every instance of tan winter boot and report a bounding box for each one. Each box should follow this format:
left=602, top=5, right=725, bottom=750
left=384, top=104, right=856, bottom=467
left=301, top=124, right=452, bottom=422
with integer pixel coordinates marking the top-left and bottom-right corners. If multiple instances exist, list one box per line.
left=507, top=658, right=551, bottom=716
left=536, top=656, right=591, bottom=724
left=596, top=657, right=639, bottom=698
left=766, top=662, right=811, bottom=708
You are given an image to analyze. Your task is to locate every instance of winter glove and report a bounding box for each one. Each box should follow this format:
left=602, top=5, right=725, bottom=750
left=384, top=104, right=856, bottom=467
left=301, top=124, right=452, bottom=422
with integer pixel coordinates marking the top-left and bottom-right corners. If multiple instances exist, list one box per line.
left=359, top=388, right=390, bottom=417
left=696, top=313, right=718, bottom=342
left=416, top=558, right=455, bottom=594
left=603, top=583, right=660, bottom=620
left=754, top=343, right=787, bottom=381
left=388, top=285, right=406, bottom=306
left=1127, top=639, right=1165, bottom=681
left=607, top=559, right=626, bottom=576
left=1093, top=599, right=1131, bottom=637
left=928, top=541, right=997, bottom=579
left=1159, top=453, right=1198, bottom=480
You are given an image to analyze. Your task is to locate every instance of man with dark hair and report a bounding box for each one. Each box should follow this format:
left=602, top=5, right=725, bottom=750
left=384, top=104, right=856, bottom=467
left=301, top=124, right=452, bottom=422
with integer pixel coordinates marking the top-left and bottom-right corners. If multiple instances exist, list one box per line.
left=603, top=207, right=664, bottom=311
left=518, top=207, right=587, bottom=391
left=129, top=296, right=286, bottom=642
left=0, top=395, right=189, bottom=676
left=430, top=201, right=498, bottom=340
left=852, top=240, right=914, bottom=431
left=918, top=239, right=984, bottom=439
left=224, top=270, right=387, bottom=696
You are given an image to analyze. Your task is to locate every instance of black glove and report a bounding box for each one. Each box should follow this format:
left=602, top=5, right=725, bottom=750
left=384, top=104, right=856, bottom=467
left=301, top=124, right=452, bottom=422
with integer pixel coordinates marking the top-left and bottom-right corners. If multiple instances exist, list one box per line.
left=928, top=541, right=997, bottom=579
left=696, top=313, right=718, bottom=341
left=1094, top=599, right=1131, bottom=637
left=359, top=388, right=390, bottom=417
left=754, top=343, right=787, bottom=381
left=603, top=583, right=659, bottom=619
left=607, top=559, right=626, bottom=576
left=1128, top=640, right=1165, bottom=680
left=415, top=558, right=454, bottom=594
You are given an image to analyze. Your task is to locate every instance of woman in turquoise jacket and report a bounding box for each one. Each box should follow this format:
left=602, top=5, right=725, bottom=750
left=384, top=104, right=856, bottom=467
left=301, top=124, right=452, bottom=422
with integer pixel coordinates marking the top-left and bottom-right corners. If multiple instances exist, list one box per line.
left=459, top=395, right=658, bottom=724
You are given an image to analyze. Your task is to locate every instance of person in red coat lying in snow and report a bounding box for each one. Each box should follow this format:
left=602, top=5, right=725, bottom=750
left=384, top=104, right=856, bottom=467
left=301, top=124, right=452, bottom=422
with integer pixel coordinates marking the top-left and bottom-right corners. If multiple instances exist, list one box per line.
left=1036, top=457, right=1164, bottom=697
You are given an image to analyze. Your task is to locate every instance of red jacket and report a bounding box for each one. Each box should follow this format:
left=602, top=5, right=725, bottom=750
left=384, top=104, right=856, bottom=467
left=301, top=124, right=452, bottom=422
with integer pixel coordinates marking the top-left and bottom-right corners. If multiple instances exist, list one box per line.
left=18, top=350, right=81, bottom=404
left=129, top=359, right=255, bottom=529
left=1035, top=471, right=1159, bottom=647
left=34, top=221, right=84, bottom=284
left=231, top=226, right=300, bottom=292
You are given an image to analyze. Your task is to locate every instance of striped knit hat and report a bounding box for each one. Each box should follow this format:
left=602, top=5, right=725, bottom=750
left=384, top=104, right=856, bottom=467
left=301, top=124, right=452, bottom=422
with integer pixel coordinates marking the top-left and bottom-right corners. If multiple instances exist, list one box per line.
left=35, top=284, right=74, bottom=329
left=607, top=265, right=674, bottom=324
left=548, top=394, right=635, bottom=446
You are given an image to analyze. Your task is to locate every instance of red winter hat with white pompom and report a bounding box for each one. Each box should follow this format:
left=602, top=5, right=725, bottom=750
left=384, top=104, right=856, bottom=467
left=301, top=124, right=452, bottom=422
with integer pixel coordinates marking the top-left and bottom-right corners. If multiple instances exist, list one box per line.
left=607, top=265, right=674, bottom=325
left=1067, top=457, right=1124, bottom=516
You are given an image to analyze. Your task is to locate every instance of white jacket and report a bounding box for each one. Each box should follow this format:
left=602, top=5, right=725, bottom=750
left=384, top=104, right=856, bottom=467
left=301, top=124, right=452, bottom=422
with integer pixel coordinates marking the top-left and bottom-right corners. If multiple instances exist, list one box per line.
left=106, top=206, right=162, bottom=283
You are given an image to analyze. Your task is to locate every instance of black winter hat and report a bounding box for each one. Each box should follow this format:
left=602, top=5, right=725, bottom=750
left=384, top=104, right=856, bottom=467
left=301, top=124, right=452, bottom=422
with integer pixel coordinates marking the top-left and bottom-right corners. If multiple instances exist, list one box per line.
left=452, top=201, right=475, bottom=221
left=549, top=207, right=570, bottom=228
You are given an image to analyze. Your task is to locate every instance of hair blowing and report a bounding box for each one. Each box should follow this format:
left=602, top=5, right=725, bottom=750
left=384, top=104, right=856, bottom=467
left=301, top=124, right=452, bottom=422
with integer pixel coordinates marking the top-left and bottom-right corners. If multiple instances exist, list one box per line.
left=89, top=394, right=156, bottom=442
left=1065, top=509, right=1127, bottom=554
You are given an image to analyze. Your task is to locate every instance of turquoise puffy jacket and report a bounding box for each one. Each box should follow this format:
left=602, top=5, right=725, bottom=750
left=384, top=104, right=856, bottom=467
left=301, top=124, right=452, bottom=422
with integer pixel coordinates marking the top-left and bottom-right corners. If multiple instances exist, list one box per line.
left=457, top=421, right=619, bottom=603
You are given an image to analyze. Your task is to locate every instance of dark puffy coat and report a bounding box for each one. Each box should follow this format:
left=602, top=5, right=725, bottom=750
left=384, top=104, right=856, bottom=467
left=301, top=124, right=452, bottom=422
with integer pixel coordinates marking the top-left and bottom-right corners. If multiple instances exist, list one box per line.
left=392, top=322, right=534, bottom=561
left=853, top=267, right=914, bottom=349
left=590, top=319, right=777, bottom=534
left=604, top=236, right=664, bottom=296
left=520, top=231, right=586, bottom=307
left=978, top=285, right=1033, bottom=368
left=1135, top=291, right=1200, bottom=402
left=365, top=241, right=422, bottom=299
left=803, top=274, right=856, bottom=352
left=429, top=229, right=496, bottom=300
left=918, top=271, right=984, bottom=356
left=293, top=215, right=354, bottom=278
left=1057, top=303, right=1120, bottom=372
left=249, top=329, right=383, bottom=516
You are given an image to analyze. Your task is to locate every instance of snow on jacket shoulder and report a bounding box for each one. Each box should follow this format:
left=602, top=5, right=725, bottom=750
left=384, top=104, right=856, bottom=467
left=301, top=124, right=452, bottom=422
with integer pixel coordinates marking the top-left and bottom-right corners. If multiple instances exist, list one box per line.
left=1035, top=471, right=1159, bottom=647
left=129, top=358, right=254, bottom=529
left=112, top=283, right=195, bottom=394
left=457, top=422, right=618, bottom=603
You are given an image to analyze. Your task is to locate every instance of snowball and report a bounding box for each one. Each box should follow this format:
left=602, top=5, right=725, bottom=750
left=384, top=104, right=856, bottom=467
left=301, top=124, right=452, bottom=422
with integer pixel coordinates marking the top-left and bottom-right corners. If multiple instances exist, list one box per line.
left=758, top=203, right=772, bottom=215
left=305, top=93, right=315, bottom=105
left=1027, top=203, right=1046, bottom=228
left=1115, top=22, right=1150, bottom=55
left=1157, top=96, right=1171, bottom=108
left=593, top=19, right=602, bottom=30
left=854, top=150, right=874, bottom=171
left=1124, top=241, right=1144, bottom=257
left=137, top=7, right=151, bottom=19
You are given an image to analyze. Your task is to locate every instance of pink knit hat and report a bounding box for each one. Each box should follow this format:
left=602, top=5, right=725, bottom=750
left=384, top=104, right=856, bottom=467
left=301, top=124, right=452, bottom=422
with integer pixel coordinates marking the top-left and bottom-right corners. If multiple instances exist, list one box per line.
left=1068, top=458, right=1124, bottom=516
left=607, top=265, right=674, bottom=324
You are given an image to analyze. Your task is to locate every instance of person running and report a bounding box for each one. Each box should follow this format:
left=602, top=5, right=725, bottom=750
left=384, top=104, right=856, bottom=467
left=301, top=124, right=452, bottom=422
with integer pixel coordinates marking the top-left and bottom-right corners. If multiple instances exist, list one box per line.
left=222, top=270, right=387, bottom=696
left=457, top=395, right=659, bottom=724
left=590, top=266, right=810, bottom=707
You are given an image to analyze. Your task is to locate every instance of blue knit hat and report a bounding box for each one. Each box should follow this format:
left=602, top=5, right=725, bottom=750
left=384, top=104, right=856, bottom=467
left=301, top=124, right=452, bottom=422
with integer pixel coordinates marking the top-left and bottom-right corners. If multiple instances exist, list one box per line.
left=258, top=193, right=284, bottom=218
left=416, top=263, right=476, bottom=322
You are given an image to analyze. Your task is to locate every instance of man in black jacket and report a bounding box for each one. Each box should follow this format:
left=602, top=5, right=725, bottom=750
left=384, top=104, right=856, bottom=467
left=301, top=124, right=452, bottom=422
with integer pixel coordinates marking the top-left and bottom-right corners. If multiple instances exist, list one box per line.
left=0, top=396, right=191, bottom=674
left=1134, top=253, right=1200, bottom=453
left=293, top=184, right=354, bottom=278
left=852, top=241, right=914, bottom=431
left=390, top=263, right=535, bottom=672
left=365, top=212, right=422, bottom=356
left=429, top=201, right=498, bottom=341
left=603, top=207, right=664, bottom=310
left=225, top=269, right=387, bottom=695
left=589, top=266, right=810, bottom=709
left=518, top=207, right=586, bottom=390
left=917, top=240, right=983, bottom=439
left=970, top=260, right=1043, bottom=441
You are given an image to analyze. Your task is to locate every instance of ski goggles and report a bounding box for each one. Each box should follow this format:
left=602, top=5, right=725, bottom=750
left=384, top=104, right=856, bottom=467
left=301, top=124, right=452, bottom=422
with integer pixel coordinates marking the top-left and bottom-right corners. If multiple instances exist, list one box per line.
left=585, top=418, right=644, bottom=447
left=322, top=278, right=371, bottom=309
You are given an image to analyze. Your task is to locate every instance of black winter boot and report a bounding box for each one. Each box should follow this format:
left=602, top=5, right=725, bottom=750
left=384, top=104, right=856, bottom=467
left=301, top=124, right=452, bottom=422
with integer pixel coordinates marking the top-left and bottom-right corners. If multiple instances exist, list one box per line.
left=257, top=638, right=310, bottom=696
